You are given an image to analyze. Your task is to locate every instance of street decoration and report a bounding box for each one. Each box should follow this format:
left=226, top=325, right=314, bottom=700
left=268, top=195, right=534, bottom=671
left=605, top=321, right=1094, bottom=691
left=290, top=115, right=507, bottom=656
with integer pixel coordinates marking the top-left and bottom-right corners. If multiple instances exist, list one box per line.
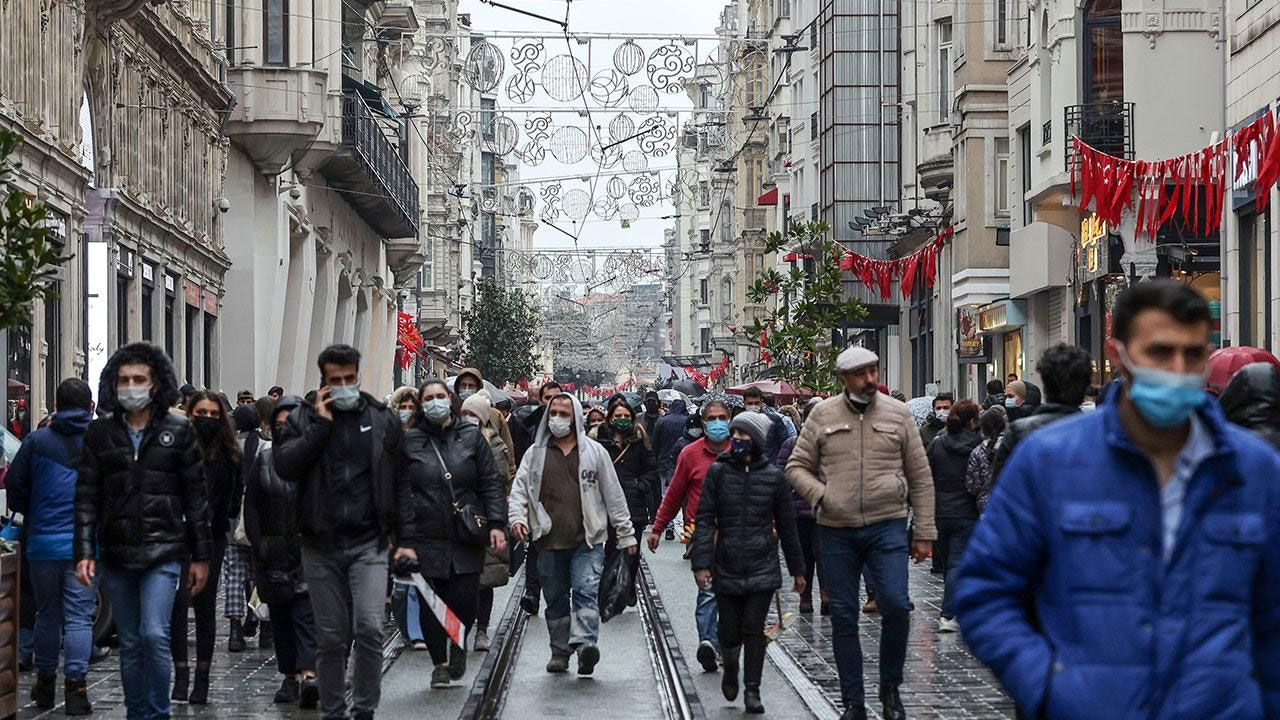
left=397, top=311, right=428, bottom=369
left=836, top=226, right=954, bottom=301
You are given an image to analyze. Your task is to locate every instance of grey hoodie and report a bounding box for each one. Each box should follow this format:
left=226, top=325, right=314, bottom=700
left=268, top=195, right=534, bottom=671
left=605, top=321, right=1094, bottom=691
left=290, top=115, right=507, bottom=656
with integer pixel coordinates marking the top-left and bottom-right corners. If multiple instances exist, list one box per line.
left=507, top=394, right=637, bottom=549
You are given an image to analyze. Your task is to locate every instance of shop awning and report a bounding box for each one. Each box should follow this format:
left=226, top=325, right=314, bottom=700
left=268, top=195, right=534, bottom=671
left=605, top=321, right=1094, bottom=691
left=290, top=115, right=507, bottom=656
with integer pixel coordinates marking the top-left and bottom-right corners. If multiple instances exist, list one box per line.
left=756, top=187, right=778, bottom=206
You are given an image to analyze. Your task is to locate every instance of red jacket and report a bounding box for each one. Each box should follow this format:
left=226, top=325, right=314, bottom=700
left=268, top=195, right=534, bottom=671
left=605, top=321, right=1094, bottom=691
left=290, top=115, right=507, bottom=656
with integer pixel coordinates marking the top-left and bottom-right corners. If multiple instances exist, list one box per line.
left=653, top=437, right=722, bottom=533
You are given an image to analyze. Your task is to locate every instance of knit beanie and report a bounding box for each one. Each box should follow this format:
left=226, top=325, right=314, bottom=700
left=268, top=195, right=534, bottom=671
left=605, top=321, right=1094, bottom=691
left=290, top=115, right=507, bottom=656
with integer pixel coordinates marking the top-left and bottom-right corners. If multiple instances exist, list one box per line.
left=462, top=390, right=493, bottom=422
left=730, top=411, right=771, bottom=450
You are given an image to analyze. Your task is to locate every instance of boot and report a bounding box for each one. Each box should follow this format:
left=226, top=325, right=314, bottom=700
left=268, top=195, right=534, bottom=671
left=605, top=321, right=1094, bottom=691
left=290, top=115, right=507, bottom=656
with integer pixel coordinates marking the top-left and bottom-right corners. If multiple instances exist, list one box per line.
left=720, top=646, right=740, bottom=701
left=839, top=705, right=868, bottom=720
left=31, top=671, right=56, bottom=709
left=576, top=645, right=600, bottom=676
left=273, top=675, right=299, bottom=704
left=171, top=665, right=189, bottom=702
left=258, top=619, right=274, bottom=651
left=879, top=684, right=906, bottom=720
left=64, top=676, right=92, bottom=716
left=448, top=643, right=467, bottom=679
left=188, top=667, right=210, bottom=705
left=298, top=675, right=319, bottom=709
left=743, top=685, right=764, bottom=714
left=545, top=654, right=570, bottom=674
left=227, top=619, right=246, bottom=653
left=243, top=612, right=258, bottom=638
left=799, top=591, right=814, bottom=614
left=519, top=588, right=540, bottom=615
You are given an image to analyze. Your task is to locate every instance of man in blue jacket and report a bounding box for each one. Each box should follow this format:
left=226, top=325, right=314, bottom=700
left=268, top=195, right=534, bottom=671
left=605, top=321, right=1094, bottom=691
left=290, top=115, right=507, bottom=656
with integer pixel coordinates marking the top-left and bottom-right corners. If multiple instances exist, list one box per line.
left=6, top=378, right=96, bottom=714
left=955, top=280, right=1280, bottom=720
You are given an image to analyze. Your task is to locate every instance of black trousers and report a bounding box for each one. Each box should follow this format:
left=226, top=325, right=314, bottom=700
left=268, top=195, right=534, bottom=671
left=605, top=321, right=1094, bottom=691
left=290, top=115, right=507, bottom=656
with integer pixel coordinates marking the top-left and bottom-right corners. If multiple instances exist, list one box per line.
left=717, top=591, right=774, bottom=689
left=172, top=538, right=227, bottom=666
left=268, top=593, right=317, bottom=675
left=795, top=518, right=823, bottom=597
left=523, top=543, right=541, bottom=598
left=417, top=571, right=480, bottom=665
left=477, top=587, right=495, bottom=630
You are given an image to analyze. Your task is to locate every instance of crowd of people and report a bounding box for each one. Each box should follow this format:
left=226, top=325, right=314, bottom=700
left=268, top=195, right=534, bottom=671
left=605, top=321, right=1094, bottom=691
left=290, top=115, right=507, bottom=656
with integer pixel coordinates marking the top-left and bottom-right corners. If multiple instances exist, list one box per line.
left=2, top=278, right=1278, bottom=720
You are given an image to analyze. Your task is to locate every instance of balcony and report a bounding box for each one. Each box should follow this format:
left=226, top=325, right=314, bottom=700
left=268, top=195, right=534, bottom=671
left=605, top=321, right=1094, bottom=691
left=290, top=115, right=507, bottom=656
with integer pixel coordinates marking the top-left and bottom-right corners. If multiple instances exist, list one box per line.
left=224, top=67, right=328, bottom=175
left=316, top=91, right=420, bottom=240
left=1064, top=102, right=1134, bottom=172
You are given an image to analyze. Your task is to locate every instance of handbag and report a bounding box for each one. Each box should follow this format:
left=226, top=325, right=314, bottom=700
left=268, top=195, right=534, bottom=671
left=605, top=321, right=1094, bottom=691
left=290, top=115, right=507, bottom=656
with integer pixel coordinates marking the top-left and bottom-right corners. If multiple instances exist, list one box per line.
left=428, top=439, right=488, bottom=547
left=0, top=513, right=20, bottom=542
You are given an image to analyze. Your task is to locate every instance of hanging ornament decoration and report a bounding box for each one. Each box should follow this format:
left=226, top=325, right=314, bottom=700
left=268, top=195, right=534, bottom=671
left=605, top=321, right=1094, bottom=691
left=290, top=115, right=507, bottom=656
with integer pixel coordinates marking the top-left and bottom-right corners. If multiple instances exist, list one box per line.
left=647, top=43, right=696, bottom=93
left=628, top=174, right=659, bottom=207
left=516, top=186, right=537, bottom=216
left=464, top=40, right=505, bottom=92
left=623, top=150, right=649, bottom=173
left=589, top=69, right=630, bottom=108
left=421, top=37, right=455, bottom=73
left=562, top=188, right=593, bottom=220
left=607, top=176, right=629, bottom=200
left=448, top=111, right=475, bottom=143
left=608, top=113, right=636, bottom=143
left=479, top=187, right=500, bottom=213
left=613, top=39, right=646, bottom=76
left=550, top=125, right=589, bottom=163
left=591, top=140, right=623, bottom=169
left=541, top=54, right=590, bottom=102
left=397, top=312, right=428, bottom=369
left=629, top=85, right=660, bottom=114
left=836, top=226, right=954, bottom=301
left=594, top=197, right=621, bottom=219
left=481, top=115, right=520, bottom=156
left=637, top=115, right=677, bottom=156
left=618, top=202, right=641, bottom=222
left=539, top=183, right=563, bottom=222
left=517, top=140, right=546, bottom=166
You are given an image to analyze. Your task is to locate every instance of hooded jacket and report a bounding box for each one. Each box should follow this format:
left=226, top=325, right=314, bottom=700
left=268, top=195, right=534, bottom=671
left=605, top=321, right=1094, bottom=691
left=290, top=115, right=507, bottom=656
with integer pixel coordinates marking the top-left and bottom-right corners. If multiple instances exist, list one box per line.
left=6, top=408, right=92, bottom=561
left=508, top=394, right=636, bottom=549
left=954, top=390, right=1280, bottom=720
left=75, top=342, right=212, bottom=569
left=1218, top=362, right=1280, bottom=450
left=592, top=423, right=659, bottom=526
left=454, top=368, right=516, bottom=461
left=652, top=399, right=689, bottom=477
left=990, top=402, right=1081, bottom=483
left=243, top=395, right=306, bottom=603
left=926, top=428, right=983, bottom=520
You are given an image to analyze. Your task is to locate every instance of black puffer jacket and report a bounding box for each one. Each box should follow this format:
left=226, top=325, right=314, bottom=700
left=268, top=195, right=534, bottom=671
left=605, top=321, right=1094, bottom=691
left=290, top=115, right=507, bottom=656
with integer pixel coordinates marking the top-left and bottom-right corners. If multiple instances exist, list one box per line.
left=926, top=428, right=982, bottom=520
left=243, top=445, right=306, bottom=603
left=1218, top=362, right=1280, bottom=450
left=690, top=456, right=805, bottom=596
left=273, top=394, right=415, bottom=549
left=403, top=417, right=505, bottom=579
left=595, top=430, right=659, bottom=526
left=990, top=402, right=1080, bottom=483
left=75, top=342, right=212, bottom=570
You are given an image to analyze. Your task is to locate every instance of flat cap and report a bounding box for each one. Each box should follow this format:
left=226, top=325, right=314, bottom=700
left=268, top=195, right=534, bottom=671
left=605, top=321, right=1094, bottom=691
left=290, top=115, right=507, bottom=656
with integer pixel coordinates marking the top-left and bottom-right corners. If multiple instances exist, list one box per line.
left=836, top=345, right=879, bottom=372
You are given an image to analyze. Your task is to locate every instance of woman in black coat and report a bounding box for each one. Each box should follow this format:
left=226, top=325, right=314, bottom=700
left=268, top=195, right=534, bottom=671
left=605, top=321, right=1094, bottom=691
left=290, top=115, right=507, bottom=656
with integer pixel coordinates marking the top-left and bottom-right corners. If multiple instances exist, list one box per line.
left=406, top=380, right=506, bottom=688
left=244, top=396, right=319, bottom=708
left=171, top=391, right=240, bottom=704
left=690, top=412, right=805, bottom=715
left=593, top=397, right=659, bottom=605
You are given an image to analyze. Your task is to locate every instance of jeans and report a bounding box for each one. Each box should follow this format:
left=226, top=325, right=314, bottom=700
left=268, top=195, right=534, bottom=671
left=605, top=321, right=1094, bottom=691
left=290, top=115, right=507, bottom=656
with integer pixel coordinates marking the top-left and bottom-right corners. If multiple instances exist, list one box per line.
left=29, top=559, right=97, bottom=678
left=935, top=517, right=976, bottom=620
left=538, top=544, right=604, bottom=656
left=416, top=572, right=479, bottom=665
left=171, top=538, right=226, bottom=666
left=100, top=561, right=182, bottom=720
left=818, top=519, right=911, bottom=708
left=301, top=540, right=388, bottom=719
left=717, top=591, right=772, bottom=689
left=695, top=589, right=719, bottom=648
left=267, top=593, right=317, bottom=675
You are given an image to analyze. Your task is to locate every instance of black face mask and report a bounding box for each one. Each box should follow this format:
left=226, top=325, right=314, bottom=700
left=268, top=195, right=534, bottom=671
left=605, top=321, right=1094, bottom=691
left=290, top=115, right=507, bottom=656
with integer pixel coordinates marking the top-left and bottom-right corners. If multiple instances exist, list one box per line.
left=644, top=401, right=659, bottom=414
left=193, top=416, right=223, bottom=440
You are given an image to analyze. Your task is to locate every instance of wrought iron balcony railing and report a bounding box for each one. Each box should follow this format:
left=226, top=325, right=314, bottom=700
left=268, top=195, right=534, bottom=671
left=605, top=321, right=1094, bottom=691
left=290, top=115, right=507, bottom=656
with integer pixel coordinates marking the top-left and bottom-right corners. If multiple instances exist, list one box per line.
left=1064, top=101, right=1134, bottom=172
left=339, top=90, right=420, bottom=238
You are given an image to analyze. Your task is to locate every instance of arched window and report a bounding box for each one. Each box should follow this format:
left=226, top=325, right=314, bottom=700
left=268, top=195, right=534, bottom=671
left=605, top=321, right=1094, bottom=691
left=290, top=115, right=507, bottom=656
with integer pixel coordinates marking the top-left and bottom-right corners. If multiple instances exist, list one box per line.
left=1082, top=0, right=1122, bottom=104
left=720, top=276, right=734, bottom=322
left=720, top=201, right=733, bottom=245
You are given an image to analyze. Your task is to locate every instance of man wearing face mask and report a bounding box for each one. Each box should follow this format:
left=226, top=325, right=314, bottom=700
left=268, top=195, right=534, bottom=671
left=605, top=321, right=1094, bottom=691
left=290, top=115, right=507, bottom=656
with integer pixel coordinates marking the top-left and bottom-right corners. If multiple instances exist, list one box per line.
left=955, top=280, right=1280, bottom=720
left=920, top=393, right=954, bottom=449
left=648, top=400, right=736, bottom=674
left=508, top=394, right=635, bottom=676
left=786, top=345, right=935, bottom=720
left=641, top=391, right=663, bottom=439
left=272, top=344, right=417, bottom=720
left=742, top=388, right=788, bottom=461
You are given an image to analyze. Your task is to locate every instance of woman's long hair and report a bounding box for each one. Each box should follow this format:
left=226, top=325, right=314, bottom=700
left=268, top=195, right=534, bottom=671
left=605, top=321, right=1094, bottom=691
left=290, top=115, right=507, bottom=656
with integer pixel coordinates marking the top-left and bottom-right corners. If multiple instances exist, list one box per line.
left=185, top=390, right=241, bottom=464
left=945, top=399, right=981, bottom=434
left=978, top=408, right=1007, bottom=452
left=606, top=397, right=651, bottom=450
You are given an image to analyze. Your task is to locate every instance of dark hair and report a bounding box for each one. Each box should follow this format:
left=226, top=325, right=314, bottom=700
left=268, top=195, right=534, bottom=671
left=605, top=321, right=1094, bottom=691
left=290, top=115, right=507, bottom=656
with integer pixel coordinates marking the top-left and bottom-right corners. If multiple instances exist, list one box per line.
left=700, top=399, right=730, bottom=419
left=742, top=387, right=764, bottom=401
left=254, top=396, right=278, bottom=430
left=1085, top=385, right=1101, bottom=399
left=419, top=379, right=461, bottom=417
left=1036, top=343, right=1093, bottom=406
left=317, top=344, right=361, bottom=374
left=1007, top=373, right=1018, bottom=380
left=586, top=407, right=606, bottom=423
left=268, top=386, right=284, bottom=396
left=55, top=378, right=93, bottom=412
left=945, top=399, right=980, bottom=433
left=986, top=379, right=1004, bottom=395
left=979, top=408, right=1007, bottom=450
left=607, top=398, right=634, bottom=419
left=761, top=391, right=776, bottom=407
left=185, top=390, right=242, bottom=463
left=1112, top=279, right=1211, bottom=343
left=539, top=381, right=562, bottom=400
left=932, top=392, right=954, bottom=409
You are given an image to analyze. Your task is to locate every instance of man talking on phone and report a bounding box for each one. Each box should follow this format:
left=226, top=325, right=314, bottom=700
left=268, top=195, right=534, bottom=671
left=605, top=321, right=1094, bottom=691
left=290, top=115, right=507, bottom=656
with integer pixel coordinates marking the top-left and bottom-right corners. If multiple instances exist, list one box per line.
left=273, top=344, right=417, bottom=720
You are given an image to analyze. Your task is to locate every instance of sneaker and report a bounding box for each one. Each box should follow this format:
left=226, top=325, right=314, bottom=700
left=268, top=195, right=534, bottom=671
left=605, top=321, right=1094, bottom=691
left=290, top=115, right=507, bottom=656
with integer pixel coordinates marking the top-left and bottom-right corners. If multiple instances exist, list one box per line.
left=448, top=644, right=467, bottom=679
left=411, top=640, right=428, bottom=651
left=274, top=676, right=300, bottom=704
left=431, top=664, right=451, bottom=689
left=31, top=671, right=56, bottom=709
left=299, top=676, right=319, bottom=709
left=862, top=598, right=878, bottom=614
left=696, top=641, right=718, bottom=673
left=64, top=676, right=92, bottom=716
left=664, top=527, right=675, bottom=541
left=799, top=596, right=814, bottom=614
left=546, top=654, right=571, bottom=674
left=89, top=645, right=111, bottom=665
left=577, top=645, right=601, bottom=676
left=937, top=616, right=961, bottom=634
left=474, top=629, right=491, bottom=652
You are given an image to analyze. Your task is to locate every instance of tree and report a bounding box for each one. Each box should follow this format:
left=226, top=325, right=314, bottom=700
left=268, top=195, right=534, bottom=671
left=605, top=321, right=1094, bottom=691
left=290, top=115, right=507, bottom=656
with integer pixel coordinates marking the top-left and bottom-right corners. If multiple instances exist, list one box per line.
left=0, top=130, right=71, bottom=332
left=742, top=221, right=867, bottom=393
left=460, top=276, right=541, bottom=385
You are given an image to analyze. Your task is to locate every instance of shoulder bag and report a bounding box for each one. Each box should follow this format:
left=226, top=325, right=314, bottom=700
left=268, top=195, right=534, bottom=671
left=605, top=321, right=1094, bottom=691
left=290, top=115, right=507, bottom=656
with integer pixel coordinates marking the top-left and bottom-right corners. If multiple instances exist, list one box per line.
left=428, top=438, right=488, bottom=547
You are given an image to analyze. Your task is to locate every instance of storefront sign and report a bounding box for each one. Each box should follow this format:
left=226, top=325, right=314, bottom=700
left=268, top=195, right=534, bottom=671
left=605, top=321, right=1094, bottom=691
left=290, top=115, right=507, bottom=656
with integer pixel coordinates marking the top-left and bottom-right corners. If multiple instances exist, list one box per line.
left=978, top=299, right=1027, bottom=333
left=957, top=307, right=987, bottom=362
left=1077, top=213, right=1114, bottom=286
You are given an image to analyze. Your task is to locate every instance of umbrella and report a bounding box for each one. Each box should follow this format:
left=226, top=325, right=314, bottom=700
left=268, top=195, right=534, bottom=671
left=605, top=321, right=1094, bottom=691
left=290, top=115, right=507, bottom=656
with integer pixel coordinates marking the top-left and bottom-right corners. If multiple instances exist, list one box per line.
left=726, top=379, right=800, bottom=403
left=1205, top=346, right=1280, bottom=395
left=696, top=390, right=744, bottom=409
left=618, top=391, right=643, bottom=410
left=444, top=375, right=504, bottom=397
left=6, top=378, right=27, bottom=393
left=657, top=389, right=691, bottom=406
left=905, top=396, right=934, bottom=428
left=671, top=379, right=706, bottom=397
left=488, top=387, right=512, bottom=407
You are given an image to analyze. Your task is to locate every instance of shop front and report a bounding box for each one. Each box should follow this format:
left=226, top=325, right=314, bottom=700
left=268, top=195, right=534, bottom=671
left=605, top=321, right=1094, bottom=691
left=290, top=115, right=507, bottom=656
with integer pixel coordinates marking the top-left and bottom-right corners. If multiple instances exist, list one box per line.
left=977, top=299, right=1027, bottom=385
left=957, top=306, right=991, bottom=400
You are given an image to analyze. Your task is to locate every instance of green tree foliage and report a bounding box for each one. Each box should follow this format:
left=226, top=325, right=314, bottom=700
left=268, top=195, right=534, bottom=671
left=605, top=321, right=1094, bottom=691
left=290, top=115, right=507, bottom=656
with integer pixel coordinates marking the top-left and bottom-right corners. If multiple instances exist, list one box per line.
left=0, top=130, right=72, bottom=332
left=460, top=277, right=541, bottom=385
left=742, top=221, right=867, bottom=393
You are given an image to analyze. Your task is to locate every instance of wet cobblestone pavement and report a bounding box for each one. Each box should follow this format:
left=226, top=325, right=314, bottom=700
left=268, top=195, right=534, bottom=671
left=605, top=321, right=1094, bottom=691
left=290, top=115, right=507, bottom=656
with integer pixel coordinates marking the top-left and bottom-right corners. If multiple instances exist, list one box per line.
left=772, top=562, right=1016, bottom=719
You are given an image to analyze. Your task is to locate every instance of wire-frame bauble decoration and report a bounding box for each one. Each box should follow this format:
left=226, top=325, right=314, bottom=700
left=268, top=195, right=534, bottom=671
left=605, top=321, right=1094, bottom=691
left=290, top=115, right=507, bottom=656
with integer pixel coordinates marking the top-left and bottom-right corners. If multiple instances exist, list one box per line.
left=637, top=115, right=677, bottom=156
left=549, top=125, right=589, bottom=164
left=618, top=202, right=641, bottom=222
left=608, top=113, right=636, bottom=143
left=562, top=188, right=592, bottom=221
left=606, top=176, right=629, bottom=200
left=481, top=116, right=520, bottom=157
left=646, top=42, right=695, bottom=93
left=628, top=85, right=659, bottom=114
left=594, top=198, right=621, bottom=220
left=464, top=41, right=505, bottom=93
left=629, top=174, right=660, bottom=208
left=622, top=150, right=649, bottom=173
left=541, top=54, right=590, bottom=102
left=589, top=70, right=630, bottom=108
left=613, top=39, right=646, bottom=76
left=590, top=141, right=623, bottom=169
left=516, top=186, right=537, bottom=217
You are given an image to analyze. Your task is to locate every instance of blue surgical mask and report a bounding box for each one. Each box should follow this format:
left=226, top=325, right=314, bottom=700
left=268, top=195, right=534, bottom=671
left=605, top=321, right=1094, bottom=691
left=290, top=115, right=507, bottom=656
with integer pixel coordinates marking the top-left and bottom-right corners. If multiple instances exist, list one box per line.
left=330, top=383, right=361, bottom=411
left=704, top=419, right=730, bottom=443
left=688, top=427, right=703, bottom=439
left=1004, top=396, right=1018, bottom=409
left=398, top=409, right=415, bottom=424
left=729, top=436, right=754, bottom=460
left=423, top=398, right=452, bottom=423
left=1121, top=351, right=1205, bottom=428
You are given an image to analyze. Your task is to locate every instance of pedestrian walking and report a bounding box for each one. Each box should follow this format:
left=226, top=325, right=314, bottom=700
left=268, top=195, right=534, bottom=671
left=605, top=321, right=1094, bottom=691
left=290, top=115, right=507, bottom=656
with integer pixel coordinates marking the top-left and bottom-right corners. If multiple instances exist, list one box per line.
left=462, top=390, right=515, bottom=654
left=272, top=344, right=418, bottom=720
left=224, top=403, right=263, bottom=653
left=785, top=345, right=935, bottom=720
left=964, top=408, right=1006, bottom=513
left=919, top=393, right=952, bottom=449
left=75, top=343, right=213, bottom=720
left=980, top=379, right=1005, bottom=410
left=648, top=400, right=734, bottom=674
left=170, top=390, right=240, bottom=704
left=512, top=381, right=561, bottom=616
left=1217, top=361, right=1280, bottom=449
left=925, top=399, right=981, bottom=634
left=244, top=395, right=319, bottom=709
left=6, top=378, right=96, bottom=714
left=691, top=411, right=806, bottom=714
left=640, top=391, right=662, bottom=439
left=741, top=388, right=787, bottom=461
left=387, top=386, right=427, bottom=651
left=404, top=379, right=506, bottom=689
left=1002, top=380, right=1028, bottom=421
left=989, top=343, right=1093, bottom=483
left=508, top=393, right=636, bottom=676
left=775, top=435, right=824, bottom=616
left=955, top=280, right=1280, bottom=720
left=652, top=397, right=690, bottom=492
left=593, top=397, right=659, bottom=607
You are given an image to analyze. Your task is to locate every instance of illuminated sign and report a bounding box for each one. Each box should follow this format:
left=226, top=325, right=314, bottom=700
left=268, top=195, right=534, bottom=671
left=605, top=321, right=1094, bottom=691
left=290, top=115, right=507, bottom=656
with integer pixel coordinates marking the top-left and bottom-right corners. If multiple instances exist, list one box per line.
left=1080, top=214, right=1107, bottom=274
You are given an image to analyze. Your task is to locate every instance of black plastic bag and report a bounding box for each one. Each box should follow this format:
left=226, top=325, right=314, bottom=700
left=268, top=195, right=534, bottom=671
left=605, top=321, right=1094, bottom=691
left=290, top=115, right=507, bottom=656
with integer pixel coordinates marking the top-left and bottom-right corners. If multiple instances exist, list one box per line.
left=597, top=546, right=635, bottom=623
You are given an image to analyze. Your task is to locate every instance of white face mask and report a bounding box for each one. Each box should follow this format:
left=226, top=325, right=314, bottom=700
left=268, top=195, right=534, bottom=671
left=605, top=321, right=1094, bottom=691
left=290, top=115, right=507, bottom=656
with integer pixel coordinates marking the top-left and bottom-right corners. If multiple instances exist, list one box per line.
left=330, top=383, right=361, bottom=411
left=547, top=417, right=573, bottom=438
left=845, top=390, right=872, bottom=404
left=397, top=409, right=415, bottom=424
left=117, top=386, right=152, bottom=412
left=935, top=409, right=950, bottom=422
left=462, top=414, right=481, bottom=426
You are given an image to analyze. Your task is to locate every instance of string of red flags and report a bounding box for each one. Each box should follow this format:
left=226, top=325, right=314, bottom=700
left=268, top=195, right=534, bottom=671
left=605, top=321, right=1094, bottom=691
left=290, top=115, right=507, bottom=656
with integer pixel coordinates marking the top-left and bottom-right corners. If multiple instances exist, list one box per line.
left=836, top=226, right=954, bottom=301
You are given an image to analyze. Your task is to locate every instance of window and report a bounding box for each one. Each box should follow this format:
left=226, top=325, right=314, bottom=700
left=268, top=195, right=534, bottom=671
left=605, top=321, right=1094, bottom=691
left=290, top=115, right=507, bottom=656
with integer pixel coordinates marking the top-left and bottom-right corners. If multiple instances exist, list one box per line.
left=994, top=138, right=1010, bottom=217
left=938, top=21, right=953, bottom=122
left=1082, top=0, right=1123, bottom=104
left=699, top=228, right=711, bottom=251
left=720, top=202, right=733, bottom=244
left=480, top=98, right=496, bottom=140
left=263, top=0, right=288, bottom=66
left=700, top=327, right=711, bottom=354
left=720, top=277, right=734, bottom=321
left=996, top=0, right=1010, bottom=48
left=1018, top=125, right=1032, bottom=224
left=810, top=112, right=818, bottom=140
left=421, top=238, right=434, bottom=291
left=185, top=306, right=195, bottom=384
left=699, top=181, right=710, bottom=208
left=164, top=274, right=176, bottom=358
left=141, top=263, right=154, bottom=342
left=224, top=0, right=236, bottom=64
left=699, top=278, right=709, bottom=305
left=203, top=312, right=215, bottom=388
left=44, top=286, right=60, bottom=416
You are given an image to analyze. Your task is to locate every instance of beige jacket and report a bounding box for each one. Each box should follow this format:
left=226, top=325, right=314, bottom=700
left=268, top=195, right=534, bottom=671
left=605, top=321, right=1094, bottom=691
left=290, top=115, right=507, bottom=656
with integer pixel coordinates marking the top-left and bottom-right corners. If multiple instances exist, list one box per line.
left=785, top=393, right=937, bottom=540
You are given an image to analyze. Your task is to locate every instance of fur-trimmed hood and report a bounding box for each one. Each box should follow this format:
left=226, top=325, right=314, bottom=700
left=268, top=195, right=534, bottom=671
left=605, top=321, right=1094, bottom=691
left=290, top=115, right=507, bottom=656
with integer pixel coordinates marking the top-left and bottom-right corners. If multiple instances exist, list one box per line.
left=97, top=342, right=182, bottom=419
